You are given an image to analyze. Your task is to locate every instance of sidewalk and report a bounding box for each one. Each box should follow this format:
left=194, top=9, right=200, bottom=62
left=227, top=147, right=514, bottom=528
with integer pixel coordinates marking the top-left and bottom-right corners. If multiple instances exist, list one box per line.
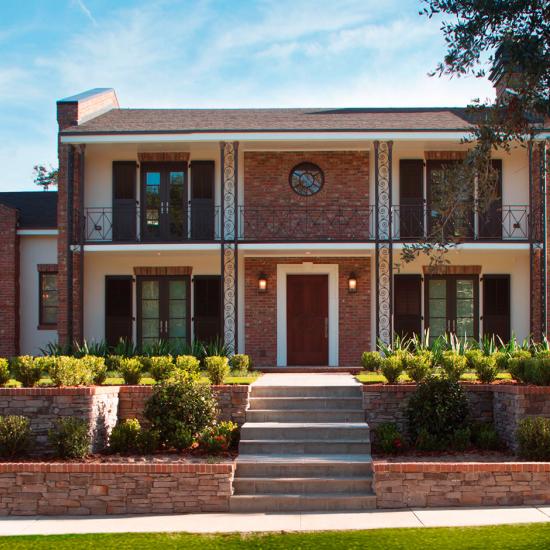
left=1, top=506, right=549, bottom=537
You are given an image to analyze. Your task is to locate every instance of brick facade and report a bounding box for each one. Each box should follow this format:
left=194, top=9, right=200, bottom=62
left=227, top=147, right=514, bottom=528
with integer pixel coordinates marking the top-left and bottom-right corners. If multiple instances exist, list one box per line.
left=244, top=256, right=371, bottom=366
left=0, top=462, right=233, bottom=515
left=0, top=204, right=19, bottom=357
left=373, top=462, right=550, bottom=508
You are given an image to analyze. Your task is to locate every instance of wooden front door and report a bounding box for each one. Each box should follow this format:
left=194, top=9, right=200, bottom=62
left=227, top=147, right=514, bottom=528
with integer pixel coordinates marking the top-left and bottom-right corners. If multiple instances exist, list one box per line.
left=287, top=275, right=329, bottom=366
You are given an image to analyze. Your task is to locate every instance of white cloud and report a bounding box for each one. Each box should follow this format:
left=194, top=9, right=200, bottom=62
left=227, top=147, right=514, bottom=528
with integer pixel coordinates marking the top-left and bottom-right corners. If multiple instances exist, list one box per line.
left=73, top=0, right=97, bottom=26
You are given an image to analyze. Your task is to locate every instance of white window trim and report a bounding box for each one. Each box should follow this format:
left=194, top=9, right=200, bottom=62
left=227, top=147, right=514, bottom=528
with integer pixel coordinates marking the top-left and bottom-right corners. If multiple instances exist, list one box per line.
left=276, top=262, right=339, bottom=367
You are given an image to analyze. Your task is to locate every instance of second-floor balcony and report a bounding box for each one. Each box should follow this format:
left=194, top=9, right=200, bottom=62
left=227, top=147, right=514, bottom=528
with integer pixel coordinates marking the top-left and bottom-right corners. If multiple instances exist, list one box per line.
left=79, top=203, right=532, bottom=244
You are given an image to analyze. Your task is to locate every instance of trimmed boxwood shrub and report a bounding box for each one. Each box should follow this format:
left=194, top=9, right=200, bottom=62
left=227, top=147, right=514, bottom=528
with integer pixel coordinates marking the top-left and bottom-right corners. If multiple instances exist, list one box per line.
left=374, top=422, right=405, bottom=454
left=402, top=351, right=432, bottom=383
left=0, top=358, right=10, bottom=386
left=48, top=417, right=90, bottom=459
left=49, top=356, right=94, bottom=387
left=440, top=351, right=468, bottom=381
left=517, top=417, right=550, bottom=460
left=473, top=354, right=499, bottom=384
left=381, top=355, right=402, bottom=384
left=148, top=355, right=175, bottom=382
left=175, top=355, right=200, bottom=378
left=407, top=376, right=470, bottom=450
left=230, top=354, right=250, bottom=373
left=361, top=351, right=383, bottom=372
left=119, top=358, right=143, bottom=385
left=205, top=356, right=230, bottom=385
left=0, top=415, right=31, bottom=458
left=465, top=349, right=484, bottom=370
left=471, top=422, right=501, bottom=451
left=80, top=355, right=107, bottom=385
left=10, top=356, right=42, bottom=387
left=109, top=418, right=159, bottom=454
left=144, top=373, right=217, bottom=447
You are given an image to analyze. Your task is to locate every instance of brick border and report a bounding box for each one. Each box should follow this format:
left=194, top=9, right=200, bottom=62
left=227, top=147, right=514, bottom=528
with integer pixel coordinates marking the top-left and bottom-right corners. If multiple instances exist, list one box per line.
left=373, top=461, right=550, bottom=473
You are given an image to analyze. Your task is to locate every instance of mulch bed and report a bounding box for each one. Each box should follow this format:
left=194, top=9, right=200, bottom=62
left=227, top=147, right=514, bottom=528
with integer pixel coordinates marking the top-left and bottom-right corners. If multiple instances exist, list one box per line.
left=373, top=450, right=518, bottom=462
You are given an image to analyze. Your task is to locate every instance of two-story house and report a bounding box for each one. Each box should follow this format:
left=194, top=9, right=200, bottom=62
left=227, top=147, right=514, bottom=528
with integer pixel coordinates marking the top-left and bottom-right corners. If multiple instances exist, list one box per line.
left=1, top=77, right=547, bottom=364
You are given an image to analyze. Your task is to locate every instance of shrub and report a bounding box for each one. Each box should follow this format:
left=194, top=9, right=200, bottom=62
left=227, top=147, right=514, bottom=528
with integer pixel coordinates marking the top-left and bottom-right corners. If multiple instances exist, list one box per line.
left=465, top=349, right=484, bottom=370
left=361, top=351, right=383, bottom=372
left=48, top=417, right=90, bottom=459
left=493, top=351, right=508, bottom=371
left=10, top=356, right=42, bottom=387
left=148, top=355, right=175, bottom=382
left=471, top=422, right=501, bottom=451
left=381, top=355, right=402, bottom=384
left=517, top=417, right=550, bottom=460
left=407, top=376, right=469, bottom=450
left=473, top=354, right=499, bottom=384
left=169, top=421, right=195, bottom=451
left=440, top=351, right=468, bottom=381
left=205, top=356, right=230, bottom=385
left=230, top=354, right=250, bottom=373
left=105, top=355, right=123, bottom=371
left=450, top=427, right=471, bottom=451
left=175, top=355, right=200, bottom=378
left=109, top=418, right=159, bottom=454
left=507, top=350, right=532, bottom=382
left=119, top=358, right=142, bottom=385
left=144, top=373, right=217, bottom=447
left=0, top=358, right=10, bottom=386
left=523, top=357, right=550, bottom=386
left=80, top=355, right=107, bottom=385
left=199, top=421, right=238, bottom=453
left=49, top=356, right=94, bottom=387
left=403, top=351, right=432, bottom=383
left=374, top=422, right=405, bottom=454
left=0, top=415, right=31, bottom=458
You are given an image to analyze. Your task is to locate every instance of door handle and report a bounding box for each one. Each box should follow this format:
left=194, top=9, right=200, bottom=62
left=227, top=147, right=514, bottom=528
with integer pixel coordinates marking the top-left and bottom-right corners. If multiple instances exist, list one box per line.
left=324, top=317, right=328, bottom=338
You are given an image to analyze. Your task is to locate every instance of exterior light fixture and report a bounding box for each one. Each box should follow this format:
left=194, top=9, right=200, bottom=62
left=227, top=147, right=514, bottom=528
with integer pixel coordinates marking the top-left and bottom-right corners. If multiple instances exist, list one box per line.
left=258, top=273, right=268, bottom=293
left=348, top=272, right=358, bottom=293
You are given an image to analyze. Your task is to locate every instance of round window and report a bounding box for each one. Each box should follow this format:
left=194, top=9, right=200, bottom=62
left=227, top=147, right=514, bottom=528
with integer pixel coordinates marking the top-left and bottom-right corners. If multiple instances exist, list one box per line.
left=289, top=163, right=324, bottom=196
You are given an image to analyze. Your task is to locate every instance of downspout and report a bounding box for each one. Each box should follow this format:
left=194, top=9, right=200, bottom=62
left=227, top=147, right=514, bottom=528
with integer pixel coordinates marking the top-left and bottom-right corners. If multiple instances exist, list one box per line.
left=79, top=145, right=85, bottom=344
left=66, top=145, right=74, bottom=345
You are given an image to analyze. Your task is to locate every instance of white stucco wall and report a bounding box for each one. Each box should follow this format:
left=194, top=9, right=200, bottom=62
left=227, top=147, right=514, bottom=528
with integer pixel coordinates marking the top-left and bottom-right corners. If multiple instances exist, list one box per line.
left=19, top=235, right=58, bottom=355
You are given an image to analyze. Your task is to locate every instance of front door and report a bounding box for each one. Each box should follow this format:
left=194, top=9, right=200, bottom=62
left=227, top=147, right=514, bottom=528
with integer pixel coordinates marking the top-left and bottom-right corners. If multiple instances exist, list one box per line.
left=141, top=162, right=187, bottom=241
left=425, top=275, right=479, bottom=343
left=287, top=274, right=328, bottom=365
left=137, top=276, right=190, bottom=349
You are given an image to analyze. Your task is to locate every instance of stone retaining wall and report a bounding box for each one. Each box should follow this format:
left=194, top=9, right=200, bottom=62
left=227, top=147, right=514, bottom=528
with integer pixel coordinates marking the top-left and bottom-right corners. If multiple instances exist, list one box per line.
left=373, top=462, right=550, bottom=508
left=118, top=385, right=250, bottom=426
left=0, top=387, right=119, bottom=453
left=0, top=462, right=234, bottom=516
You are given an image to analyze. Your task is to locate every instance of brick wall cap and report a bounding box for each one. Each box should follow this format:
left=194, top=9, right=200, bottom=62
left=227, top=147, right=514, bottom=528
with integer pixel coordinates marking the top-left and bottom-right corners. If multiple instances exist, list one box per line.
left=373, top=461, right=550, bottom=473
left=0, top=386, right=120, bottom=396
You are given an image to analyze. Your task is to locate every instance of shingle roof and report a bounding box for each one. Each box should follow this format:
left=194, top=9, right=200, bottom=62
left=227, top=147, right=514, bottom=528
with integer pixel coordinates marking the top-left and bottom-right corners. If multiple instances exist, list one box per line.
left=0, top=191, right=57, bottom=229
left=61, top=107, right=475, bottom=135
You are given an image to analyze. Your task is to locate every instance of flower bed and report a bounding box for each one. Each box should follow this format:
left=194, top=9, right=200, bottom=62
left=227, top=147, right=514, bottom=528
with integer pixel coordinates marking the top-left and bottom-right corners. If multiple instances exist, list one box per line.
left=373, top=461, right=550, bottom=508
left=0, top=461, right=234, bottom=516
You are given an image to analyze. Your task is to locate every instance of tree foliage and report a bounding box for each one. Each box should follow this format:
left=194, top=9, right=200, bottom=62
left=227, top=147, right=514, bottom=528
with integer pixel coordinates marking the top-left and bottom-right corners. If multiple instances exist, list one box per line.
left=33, top=164, right=58, bottom=190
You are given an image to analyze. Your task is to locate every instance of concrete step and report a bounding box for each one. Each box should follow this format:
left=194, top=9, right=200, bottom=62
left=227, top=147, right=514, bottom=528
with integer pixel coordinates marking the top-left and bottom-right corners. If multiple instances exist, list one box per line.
left=240, top=423, right=370, bottom=441
left=248, top=397, right=364, bottom=410
left=256, top=367, right=362, bottom=374
left=246, top=409, right=365, bottom=423
left=233, top=476, right=373, bottom=495
left=235, top=455, right=373, bottom=477
left=239, top=439, right=371, bottom=455
left=250, top=386, right=362, bottom=398
left=229, top=493, right=376, bottom=512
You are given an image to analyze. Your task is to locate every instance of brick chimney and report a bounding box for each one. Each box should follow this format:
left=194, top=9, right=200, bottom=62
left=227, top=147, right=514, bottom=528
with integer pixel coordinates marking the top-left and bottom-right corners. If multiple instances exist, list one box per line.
left=57, top=88, right=119, bottom=130
left=489, top=42, right=525, bottom=103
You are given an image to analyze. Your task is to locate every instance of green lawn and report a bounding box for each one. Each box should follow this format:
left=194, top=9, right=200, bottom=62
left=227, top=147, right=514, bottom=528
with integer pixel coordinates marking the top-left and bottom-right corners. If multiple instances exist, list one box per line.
left=1, top=524, right=549, bottom=550
left=356, top=370, right=512, bottom=384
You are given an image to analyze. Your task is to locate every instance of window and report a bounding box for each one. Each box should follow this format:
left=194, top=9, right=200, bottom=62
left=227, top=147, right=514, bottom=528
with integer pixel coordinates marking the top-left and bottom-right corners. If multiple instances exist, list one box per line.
left=39, top=272, right=58, bottom=328
left=289, top=162, right=324, bottom=196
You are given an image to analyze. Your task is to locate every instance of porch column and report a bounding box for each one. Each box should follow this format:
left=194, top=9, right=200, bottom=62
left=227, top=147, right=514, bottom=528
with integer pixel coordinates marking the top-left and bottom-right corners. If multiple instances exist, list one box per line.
left=220, top=141, right=239, bottom=353
left=374, top=140, right=393, bottom=345
left=529, top=140, right=548, bottom=339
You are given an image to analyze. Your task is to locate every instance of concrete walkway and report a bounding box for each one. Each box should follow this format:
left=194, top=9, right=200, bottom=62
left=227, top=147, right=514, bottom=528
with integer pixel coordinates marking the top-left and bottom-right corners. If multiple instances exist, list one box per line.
left=1, top=506, right=549, bottom=536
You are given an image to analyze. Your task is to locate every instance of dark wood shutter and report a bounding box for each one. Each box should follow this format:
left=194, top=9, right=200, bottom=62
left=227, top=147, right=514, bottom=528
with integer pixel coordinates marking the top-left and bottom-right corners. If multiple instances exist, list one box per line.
left=193, top=276, right=222, bottom=343
left=112, top=161, right=137, bottom=241
left=483, top=274, right=510, bottom=342
left=479, top=160, right=503, bottom=239
left=399, top=160, right=424, bottom=238
left=105, top=276, right=133, bottom=347
left=394, top=275, right=422, bottom=339
left=190, top=161, right=215, bottom=240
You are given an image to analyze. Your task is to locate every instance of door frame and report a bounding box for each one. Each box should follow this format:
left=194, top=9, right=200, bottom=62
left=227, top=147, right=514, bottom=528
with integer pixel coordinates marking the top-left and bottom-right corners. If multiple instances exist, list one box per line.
left=276, top=263, right=339, bottom=366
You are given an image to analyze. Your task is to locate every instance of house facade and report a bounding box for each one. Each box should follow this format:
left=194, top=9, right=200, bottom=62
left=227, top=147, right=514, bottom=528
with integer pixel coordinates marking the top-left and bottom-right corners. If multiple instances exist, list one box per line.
left=1, top=84, right=548, bottom=365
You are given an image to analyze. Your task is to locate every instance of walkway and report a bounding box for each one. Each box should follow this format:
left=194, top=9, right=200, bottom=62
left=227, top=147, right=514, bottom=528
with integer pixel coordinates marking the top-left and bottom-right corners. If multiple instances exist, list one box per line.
left=1, top=506, right=550, bottom=536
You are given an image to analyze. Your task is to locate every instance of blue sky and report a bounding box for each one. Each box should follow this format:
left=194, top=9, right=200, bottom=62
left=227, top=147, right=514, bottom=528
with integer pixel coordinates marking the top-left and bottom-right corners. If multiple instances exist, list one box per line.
left=1, top=0, right=496, bottom=191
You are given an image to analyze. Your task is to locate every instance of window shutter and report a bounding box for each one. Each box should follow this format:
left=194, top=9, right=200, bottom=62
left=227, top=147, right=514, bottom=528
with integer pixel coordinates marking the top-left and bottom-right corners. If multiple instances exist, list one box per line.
left=483, top=274, right=510, bottom=342
left=394, top=274, right=422, bottom=339
left=112, top=161, right=137, bottom=242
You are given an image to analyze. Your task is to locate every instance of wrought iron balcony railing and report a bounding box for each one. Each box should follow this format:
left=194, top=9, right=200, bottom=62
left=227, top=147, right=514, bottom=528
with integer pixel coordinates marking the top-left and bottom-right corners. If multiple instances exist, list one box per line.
left=79, top=203, right=531, bottom=244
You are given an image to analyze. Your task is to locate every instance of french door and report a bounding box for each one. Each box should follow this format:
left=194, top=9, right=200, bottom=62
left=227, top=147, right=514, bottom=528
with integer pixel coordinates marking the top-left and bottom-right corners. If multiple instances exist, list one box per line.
left=141, top=162, right=187, bottom=241
left=425, top=275, right=479, bottom=343
left=137, top=276, right=190, bottom=348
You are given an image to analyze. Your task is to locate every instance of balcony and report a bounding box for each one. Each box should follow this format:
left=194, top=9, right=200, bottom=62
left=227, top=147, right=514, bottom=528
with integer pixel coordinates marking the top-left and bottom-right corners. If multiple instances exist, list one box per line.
left=79, top=203, right=531, bottom=244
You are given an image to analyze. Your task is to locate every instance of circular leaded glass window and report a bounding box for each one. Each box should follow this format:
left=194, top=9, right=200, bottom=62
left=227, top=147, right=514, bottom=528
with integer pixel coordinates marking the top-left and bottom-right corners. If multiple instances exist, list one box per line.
left=289, top=162, right=324, bottom=196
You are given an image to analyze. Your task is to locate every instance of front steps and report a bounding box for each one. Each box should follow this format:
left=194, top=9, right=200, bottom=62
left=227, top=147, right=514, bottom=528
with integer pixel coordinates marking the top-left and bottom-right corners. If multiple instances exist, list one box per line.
left=230, top=374, right=375, bottom=512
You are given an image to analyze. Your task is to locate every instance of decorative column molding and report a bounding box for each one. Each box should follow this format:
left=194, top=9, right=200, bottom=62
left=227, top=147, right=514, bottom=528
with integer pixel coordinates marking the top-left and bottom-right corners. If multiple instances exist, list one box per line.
left=220, top=142, right=239, bottom=353
left=374, top=140, right=393, bottom=345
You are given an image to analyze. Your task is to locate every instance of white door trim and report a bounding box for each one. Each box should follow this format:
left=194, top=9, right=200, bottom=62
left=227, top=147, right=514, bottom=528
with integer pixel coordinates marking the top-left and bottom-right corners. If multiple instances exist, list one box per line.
left=276, top=263, right=339, bottom=366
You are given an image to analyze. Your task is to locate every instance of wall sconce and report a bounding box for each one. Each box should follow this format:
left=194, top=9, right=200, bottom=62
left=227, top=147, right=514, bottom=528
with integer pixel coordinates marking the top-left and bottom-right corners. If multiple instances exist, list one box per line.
left=258, top=273, right=268, bottom=293
left=348, top=272, right=358, bottom=293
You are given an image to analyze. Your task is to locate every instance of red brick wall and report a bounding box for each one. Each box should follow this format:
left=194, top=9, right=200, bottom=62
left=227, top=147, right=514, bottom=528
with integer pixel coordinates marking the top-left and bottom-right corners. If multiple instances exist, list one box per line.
left=244, top=257, right=371, bottom=366
left=243, top=151, right=370, bottom=240
left=0, top=204, right=19, bottom=357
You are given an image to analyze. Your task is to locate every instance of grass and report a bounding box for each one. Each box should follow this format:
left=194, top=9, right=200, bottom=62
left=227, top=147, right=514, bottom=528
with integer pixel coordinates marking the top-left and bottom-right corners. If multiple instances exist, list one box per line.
left=1, top=524, right=549, bottom=550
left=356, top=370, right=512, bottom=384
